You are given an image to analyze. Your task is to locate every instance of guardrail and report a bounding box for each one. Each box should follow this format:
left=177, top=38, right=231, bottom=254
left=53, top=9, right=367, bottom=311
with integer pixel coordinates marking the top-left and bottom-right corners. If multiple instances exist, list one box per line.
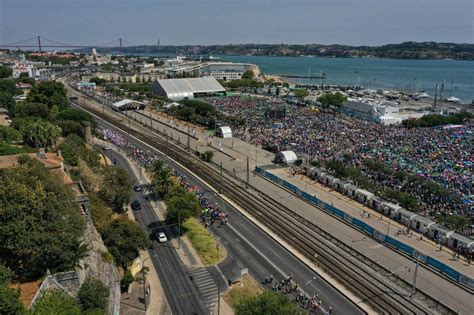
left=255, top=166, right=474, bottom=290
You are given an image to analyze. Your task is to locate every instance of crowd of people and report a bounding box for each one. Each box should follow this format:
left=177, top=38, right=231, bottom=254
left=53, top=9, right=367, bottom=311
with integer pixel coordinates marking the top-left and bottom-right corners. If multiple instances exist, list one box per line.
left=98, top=128, right=230, bottom=223
left=262, top=273, right=332, bottom=313
left=206, top=96, right=473, bottom=218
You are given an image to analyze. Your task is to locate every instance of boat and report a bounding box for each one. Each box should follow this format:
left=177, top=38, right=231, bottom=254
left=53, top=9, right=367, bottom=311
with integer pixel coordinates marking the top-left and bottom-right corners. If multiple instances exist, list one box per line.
left=417, top=92, right=430, bottom=98
left=446, top=96, right=461, bottom=103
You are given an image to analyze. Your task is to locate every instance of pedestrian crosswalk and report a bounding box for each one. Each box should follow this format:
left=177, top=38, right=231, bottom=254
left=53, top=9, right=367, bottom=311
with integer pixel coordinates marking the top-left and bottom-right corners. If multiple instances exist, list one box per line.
left=188, top=267, right=219, bottom=313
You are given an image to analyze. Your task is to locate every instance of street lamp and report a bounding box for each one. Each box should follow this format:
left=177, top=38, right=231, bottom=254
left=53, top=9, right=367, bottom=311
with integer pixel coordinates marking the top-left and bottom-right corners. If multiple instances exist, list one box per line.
left=305, top=276, right=317, bottom=287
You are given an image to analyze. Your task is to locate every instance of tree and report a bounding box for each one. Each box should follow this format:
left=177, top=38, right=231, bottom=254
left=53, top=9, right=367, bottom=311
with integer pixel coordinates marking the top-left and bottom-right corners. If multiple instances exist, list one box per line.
left=0, top=92, right=16, bottom=114
left=156, top=167, right=173, bottom=196
left=0, top=79, right=19, bottom=95
left=200, top=150, right=214, bottom=162
left=317, top=92, right=347, bottom=109
left=0, top=157, right=86, bottom=279
left=20, top=119, right=62, bottom=148
left=57, top=141, right=79, bottom=166
left=0, top=126, right=21, bottom=143
left=15, top=76, right=36, bottom=86
left=56, top=108, right=94, bottom=124
left=293, top=89, right=309, bottom=100
left=164, top=183, right=187, bottom=203
left=89, top=77, right=106, bottom=86
left=0, top=263, right=12, bottom=284
left=29, top=290, right=81, bottom=315
left=15, top=102, right=50, bottom=119
left=120, top=270, right=134, bottom=292
left=275, top=86, right=280, bottom=96
left=56, top=120, right=83, bottom=138
left=98, top=166, right=133, bottom=212
left=235, top=291, right=299, bottom=315
left=27, top=81, right=68, bottom=110
left=0, top=263, right=24, bottom=315
left=150, top=159, right=164, bottom=186
left=166, top=194, right=201, bottom=224
left=78, top=277, right=109, bottom=313
left=0, top=65, right=13, bottom=79
left=101, top=218, right=150, bottom=268
left=242, top=69, right=255, bottom=80
left=0, top=284, right=24, bottom=315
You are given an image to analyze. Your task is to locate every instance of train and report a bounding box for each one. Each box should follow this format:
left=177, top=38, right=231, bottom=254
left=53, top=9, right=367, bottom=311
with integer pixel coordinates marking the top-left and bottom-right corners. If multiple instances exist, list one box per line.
left=304, top=165, right=474, bottom=255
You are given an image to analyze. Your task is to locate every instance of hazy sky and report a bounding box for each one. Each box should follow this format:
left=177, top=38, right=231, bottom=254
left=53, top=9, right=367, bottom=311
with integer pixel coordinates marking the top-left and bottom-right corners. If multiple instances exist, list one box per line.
left=0, top=0, right=473, bottom=46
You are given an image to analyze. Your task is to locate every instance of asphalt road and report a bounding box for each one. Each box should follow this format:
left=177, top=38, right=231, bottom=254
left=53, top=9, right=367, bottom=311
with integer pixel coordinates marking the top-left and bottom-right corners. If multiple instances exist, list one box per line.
left=100, top=146, right=207, bottom=315
left=95, top=118, right=364, bottom=315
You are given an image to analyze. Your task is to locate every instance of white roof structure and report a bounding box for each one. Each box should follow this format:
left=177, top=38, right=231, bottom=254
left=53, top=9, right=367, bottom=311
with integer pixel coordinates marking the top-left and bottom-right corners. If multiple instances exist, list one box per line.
left=379, top=115, right=402, bottom=125
left=218, top=126, right=232, bottom=138
left=276, top=151, right=298, bottom=165
left=112, top=99, right=145, bottom=111
left=153, top=77, right=225, bottom=100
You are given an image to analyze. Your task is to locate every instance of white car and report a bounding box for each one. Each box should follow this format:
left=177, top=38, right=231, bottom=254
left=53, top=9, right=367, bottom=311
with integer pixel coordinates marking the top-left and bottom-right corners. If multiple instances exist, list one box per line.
left=158, top=232, right=167, bottom=243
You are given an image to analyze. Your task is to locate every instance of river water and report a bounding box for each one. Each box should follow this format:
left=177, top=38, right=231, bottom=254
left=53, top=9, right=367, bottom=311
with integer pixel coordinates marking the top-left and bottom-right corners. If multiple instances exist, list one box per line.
left=219, top=55, right=474, bottom=103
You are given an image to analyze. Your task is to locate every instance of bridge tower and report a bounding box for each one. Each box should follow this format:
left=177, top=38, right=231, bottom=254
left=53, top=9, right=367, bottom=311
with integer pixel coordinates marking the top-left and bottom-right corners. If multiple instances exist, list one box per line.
left=119, top=38, right=123, bottom=56
left=37, top=36, right=42, bottom=53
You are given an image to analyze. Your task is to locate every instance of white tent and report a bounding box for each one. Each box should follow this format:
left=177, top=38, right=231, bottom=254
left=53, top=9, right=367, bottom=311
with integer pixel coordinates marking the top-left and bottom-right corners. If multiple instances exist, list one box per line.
left=275, top=151, right=298, bottom=165
left=112, top=99, right=146, bottom=111
left=217, top=126, right=232, bottom=138
left=378, top=115, right=402, bottom=125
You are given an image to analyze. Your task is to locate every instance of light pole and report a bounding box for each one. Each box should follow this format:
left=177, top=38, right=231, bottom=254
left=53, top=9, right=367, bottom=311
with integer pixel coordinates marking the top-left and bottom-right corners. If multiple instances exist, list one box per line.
left=305, top=276, right=316, bottom=287
left=411, top=255, right=420, bottom=297
left=219, top=162, right=223, bottom=194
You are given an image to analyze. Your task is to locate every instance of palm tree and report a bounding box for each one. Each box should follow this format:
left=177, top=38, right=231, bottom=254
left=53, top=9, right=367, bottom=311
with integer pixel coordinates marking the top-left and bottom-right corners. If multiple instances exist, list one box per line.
left=157, top=168, right=173, bottom=197
left=150, top=159, right=164, bottom=186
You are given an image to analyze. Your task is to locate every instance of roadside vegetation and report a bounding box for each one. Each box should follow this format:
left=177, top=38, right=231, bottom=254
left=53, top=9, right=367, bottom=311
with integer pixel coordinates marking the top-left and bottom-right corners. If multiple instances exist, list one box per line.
left=28, top=277, right=109, bottom=315
left=223, top=275, right=263, bottom=310
left=234, top=290, right=300, bottom=315
left=402, top=112, right=472, bottom=128
left=182, top=218, right=225, bottom=265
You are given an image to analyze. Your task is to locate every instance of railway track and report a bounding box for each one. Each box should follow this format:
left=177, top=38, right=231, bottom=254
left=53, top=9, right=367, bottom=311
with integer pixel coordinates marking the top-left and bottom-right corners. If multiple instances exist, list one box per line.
left=69, top=87, right=452, bottom=314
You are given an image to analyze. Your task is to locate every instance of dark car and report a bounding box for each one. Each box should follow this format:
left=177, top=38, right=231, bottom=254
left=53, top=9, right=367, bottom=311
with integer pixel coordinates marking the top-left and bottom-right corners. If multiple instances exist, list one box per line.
left=133, top=184, right=142, bottom=192
left=131, top=200, right=141, bottom=210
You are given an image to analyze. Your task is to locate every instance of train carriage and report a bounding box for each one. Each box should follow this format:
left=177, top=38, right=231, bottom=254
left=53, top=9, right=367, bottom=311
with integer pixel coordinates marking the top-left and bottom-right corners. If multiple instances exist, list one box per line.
left=355, top=188, right=374, bottom=205
left=428, top=224, right=454, bottom=244
left=381, top=201, right=402, bottom=217
left=305, top=166, right=315, bottom=178
left=368, top=195, right=385, bottom=212
left=334, top=179, right=350, bottom=193
left=343, top=184, right=358, bottom=198
left=314, top=168, right=327, bottom=181
left=447, top=233, right=474, bottom=253
left=395, top=209, right=417, bottom=226
left=321, top=173, right=337, bottom=187
left=411, top=215, right=435, bottom=234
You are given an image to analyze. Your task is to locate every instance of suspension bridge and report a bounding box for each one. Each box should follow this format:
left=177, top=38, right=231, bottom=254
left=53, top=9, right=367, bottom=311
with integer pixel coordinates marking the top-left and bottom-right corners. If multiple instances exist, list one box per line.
left=0, top=36, right=145, bottom=53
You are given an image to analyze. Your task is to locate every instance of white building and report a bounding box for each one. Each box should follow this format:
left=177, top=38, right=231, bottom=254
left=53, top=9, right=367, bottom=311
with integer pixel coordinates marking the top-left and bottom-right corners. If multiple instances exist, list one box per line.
left=12, top=62, right=33, bottom=78
left=208, top=71, right=243, bottom=82
left=343, top=98, right=401, bottom=124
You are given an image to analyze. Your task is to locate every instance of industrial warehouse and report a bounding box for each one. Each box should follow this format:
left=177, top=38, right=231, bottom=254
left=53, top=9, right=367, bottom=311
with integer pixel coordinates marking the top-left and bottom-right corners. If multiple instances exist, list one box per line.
left=152, top=77, right=226, bottom=100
